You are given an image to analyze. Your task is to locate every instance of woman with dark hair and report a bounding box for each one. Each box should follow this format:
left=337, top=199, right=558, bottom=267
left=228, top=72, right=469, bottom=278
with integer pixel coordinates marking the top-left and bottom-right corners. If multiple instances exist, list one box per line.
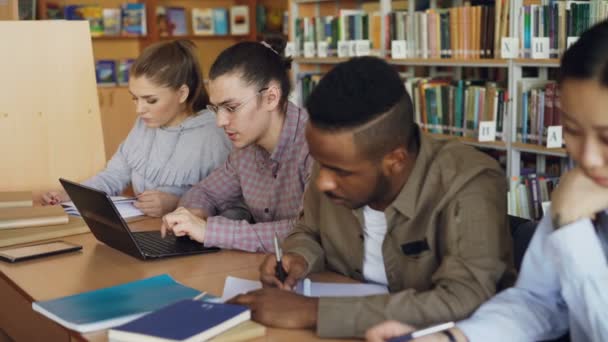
left=42, top=40, right=231, bottom=217
left=366, top=20, right=608, bottom=342
left=161, top=39, right=311, bottom=253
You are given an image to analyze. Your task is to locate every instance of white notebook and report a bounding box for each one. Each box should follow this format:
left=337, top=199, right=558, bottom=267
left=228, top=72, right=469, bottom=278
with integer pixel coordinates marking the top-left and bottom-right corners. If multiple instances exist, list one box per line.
left=220, top=276, right=388, bottom=302
left=61, top=196, right=144, bottom=219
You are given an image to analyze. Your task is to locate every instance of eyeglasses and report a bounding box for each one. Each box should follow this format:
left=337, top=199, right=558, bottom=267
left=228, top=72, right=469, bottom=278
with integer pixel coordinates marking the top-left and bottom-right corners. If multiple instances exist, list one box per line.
left=206, top=87, right=269, bottom=116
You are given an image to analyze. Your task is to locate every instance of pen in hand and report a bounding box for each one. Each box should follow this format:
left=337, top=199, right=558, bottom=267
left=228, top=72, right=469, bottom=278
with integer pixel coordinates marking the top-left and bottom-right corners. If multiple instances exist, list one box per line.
left=273, top=232, right=287, bottom=283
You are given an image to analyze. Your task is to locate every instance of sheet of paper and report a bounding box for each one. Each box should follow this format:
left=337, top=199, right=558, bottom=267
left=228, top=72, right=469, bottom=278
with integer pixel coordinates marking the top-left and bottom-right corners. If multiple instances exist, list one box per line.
left=221, top=276, right=388, bottom=302
left=61, top=196, right=143, bottom=218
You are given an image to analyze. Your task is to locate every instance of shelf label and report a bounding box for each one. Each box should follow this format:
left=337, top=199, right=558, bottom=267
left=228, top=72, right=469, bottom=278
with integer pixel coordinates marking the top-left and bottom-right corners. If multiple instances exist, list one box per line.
left=392, top=40, right=407, bottom=59
left=501, top=37, right=519, bottom=58
left=567, top=37, right=579, bottom=50
left=355, top=40, right=371, bottom=56
left=531, top=37, right=550, bottom=59
left=317, top=41, right=329, bottom=58
left=337, top=41, right=350, bottom=58
left=285, top=42, right=296, bottom=58
left=348, top=40, right=357, bottom=57
left=303, top=42, right=315, bottom=58
left=546, top=126, right=563, bottom=148
left=478, top=121, right=497, bottom=142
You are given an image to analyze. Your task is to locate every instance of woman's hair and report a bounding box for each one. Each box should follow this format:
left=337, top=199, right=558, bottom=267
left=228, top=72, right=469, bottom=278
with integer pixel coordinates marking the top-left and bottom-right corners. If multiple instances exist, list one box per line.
left=130, top=40, right=209, bottom=113
left=560, top=19, right=608, bottom=86
left=208, top=37, right=292, bottom=109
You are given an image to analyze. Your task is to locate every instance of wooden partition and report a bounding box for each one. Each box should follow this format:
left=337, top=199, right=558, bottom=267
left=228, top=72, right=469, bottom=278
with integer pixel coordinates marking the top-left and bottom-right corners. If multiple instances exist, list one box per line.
left=0, top=21, right=106, bottom=193
left=0, top=0, right=18, bottom=20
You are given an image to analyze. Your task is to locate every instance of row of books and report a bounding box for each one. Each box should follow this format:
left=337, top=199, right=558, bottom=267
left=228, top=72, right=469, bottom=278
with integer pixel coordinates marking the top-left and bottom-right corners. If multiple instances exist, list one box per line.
left=295, top=11, right=380, bottom=56
left=508, top=174, right=559, bottom=220
left=300, top=75, right=509, bottom=139
left=46, top=3, right=146, bottom=36
left=517, top=0, right=608, bottom=58
left=95, top=59, right=135, bottom=87
left=157, top=6, right=250, bottom=37
left=516, top=80, right=563, bottom=145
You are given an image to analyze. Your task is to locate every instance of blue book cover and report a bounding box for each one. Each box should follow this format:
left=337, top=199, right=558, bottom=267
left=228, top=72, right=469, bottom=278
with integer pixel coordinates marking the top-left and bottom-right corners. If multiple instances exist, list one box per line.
left=213, top=8, right=229, bottom=35
left=109, top=300, right=250, bottom=342
left=95, top=60, right=117, bottom=86
left=121, top=3, right=147, bottom=36
left=32, top=274, right=201, bottom=333
left=167, top=7, right=187, bottom=36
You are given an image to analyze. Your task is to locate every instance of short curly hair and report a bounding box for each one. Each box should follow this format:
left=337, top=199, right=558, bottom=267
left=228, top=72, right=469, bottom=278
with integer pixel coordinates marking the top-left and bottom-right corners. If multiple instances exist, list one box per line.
left=305, top=57, right=416, bottom=159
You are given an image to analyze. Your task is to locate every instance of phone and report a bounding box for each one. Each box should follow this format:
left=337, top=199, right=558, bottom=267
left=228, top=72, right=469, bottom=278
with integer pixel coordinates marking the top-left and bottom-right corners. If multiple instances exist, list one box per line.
left=0, top=241, right=82, bottom=263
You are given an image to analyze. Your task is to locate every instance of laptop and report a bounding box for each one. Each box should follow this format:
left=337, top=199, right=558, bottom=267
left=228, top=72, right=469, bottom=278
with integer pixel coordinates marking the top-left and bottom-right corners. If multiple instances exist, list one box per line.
left=59, top=178, right=220, bottom=260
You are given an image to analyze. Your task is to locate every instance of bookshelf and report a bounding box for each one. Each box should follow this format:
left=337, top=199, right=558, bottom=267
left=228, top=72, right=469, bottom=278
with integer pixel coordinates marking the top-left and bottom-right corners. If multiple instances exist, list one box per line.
left=287, top=0, right=579, bottom=180
left=0, top=0, right=18, bottom=20
left=287, top=0, right=599, bottom=218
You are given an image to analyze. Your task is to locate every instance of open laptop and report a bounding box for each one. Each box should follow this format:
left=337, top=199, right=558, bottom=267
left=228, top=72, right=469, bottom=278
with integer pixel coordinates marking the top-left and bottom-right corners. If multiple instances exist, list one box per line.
left=59, top=178, right=219, bottom=260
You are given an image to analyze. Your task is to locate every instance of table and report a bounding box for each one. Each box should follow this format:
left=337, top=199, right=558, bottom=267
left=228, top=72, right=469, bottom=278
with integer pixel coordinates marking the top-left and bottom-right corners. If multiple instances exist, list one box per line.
left=0, top=218, right=358, bottom=342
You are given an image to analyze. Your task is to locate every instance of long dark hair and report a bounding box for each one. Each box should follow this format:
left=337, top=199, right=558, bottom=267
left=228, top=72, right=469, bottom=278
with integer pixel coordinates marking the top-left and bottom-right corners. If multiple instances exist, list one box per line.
left=560, top=19, right=608, bottom=85
left=209, top=37, right=292, bottom=109
left=130, top=40, right=209, bottom=113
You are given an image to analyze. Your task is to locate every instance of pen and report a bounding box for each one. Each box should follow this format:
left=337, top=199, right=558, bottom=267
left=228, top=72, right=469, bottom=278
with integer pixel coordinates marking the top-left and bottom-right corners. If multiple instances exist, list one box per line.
left=273, top=232, right=287, bottom=283
left=192, top=291, right=208, bottom=301
left=386, top=322, right=455, bottom=342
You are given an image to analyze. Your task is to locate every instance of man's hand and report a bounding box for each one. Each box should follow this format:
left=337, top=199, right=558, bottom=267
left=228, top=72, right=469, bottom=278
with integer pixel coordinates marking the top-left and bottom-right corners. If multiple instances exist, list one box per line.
left=161, top=207, right=206, bottom=242
left=228, top=288, right=318, bottom=329
left=551, top=167, right=608, bottom=228
left=260, top=253, right=309, bottom=290
left=134, top=191, right=179, bottom=217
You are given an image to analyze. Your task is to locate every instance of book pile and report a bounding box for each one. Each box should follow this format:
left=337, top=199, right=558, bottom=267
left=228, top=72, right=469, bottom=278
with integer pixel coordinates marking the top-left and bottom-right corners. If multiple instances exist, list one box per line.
left=0, top=191, right=89, bottom=247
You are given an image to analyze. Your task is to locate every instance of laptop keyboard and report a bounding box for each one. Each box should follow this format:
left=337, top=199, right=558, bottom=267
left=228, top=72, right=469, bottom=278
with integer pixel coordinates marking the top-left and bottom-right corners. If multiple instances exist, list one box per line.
left=132, top=231, right=205, bottom=255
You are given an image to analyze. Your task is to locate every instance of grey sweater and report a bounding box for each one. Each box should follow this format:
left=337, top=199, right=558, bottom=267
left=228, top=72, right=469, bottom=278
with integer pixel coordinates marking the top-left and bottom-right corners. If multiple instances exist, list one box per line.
left=83, top=109, right=231, bottom=197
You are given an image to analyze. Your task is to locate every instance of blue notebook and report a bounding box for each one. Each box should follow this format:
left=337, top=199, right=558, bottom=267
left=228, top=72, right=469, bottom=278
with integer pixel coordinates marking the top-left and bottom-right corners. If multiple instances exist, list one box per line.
left=32, top=274, right=202, bottom=333
left=108, top=300, right=250, bottom=342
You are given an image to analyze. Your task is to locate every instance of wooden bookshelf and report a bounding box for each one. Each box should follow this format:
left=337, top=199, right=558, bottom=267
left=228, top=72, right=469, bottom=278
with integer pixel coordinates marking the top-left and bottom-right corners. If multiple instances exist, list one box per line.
left=91, top=36, right=147, bottom=41
left=158, top=35, right=250, bottom=41
left=429, top=133, right=508, bottom=151
left=514, top=59, right=560, bottom=68
left=511, top=142, right=567, bottom=157
left=389, top=58, right=509, bottom=68
left=294, top=57, right=349, bottom=64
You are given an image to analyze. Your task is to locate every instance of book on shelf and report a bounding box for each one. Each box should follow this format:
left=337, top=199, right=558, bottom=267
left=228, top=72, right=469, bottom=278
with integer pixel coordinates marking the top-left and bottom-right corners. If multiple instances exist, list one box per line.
left=80, top=5, right=103, bottom=37
left=103, top=8, right=122, bottom=36
left=108, top=300, right=259, bottom=342
left=192, top=8, right=214, bottom=36
left=45, top=2, right=63, bottom=19
left=18, top=0, right=36, bottom=20
left=0, top=206, right=68, bottom=230
left=117, top=59, right=135, bottom=86
left=517, top=79, right=562, bottom=146
left=230, top=5, right=250, bottom=35
left=63, top=4, right=84, bottom=20
left=121, top=3, right=147, bottom=36
left=32, top=274, right=203, bottom=333
left=508, top=173, right=560, bottom=220
left=167, top=7, right=188, bottom=36
left=95, top=60, right=117, bottom=87
left=213, top=8, right=229, bottom=35
left=0, top=216, right=89, bottom=248
left=0, top=191, right=32, bottom=208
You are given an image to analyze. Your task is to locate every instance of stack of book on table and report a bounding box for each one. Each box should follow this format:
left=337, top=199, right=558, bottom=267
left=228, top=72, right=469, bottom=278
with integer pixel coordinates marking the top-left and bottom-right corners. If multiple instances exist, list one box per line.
left=0, top=191, right=89, bottom=247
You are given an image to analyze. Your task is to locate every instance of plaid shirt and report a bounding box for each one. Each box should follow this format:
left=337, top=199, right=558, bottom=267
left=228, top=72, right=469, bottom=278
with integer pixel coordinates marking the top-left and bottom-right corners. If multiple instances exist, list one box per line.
left=179, top=102, right=311, bottom=252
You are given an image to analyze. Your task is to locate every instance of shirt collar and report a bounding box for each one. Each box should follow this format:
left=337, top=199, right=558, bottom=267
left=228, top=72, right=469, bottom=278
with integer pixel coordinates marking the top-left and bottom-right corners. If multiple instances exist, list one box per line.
left=391, top=129, right=434, bottom=218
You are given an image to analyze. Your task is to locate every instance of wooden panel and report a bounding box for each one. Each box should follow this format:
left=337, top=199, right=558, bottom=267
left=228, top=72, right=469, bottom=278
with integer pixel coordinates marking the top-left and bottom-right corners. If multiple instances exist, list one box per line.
left=98, top=87, right=138, bottom=160
left=0, top=0, right=18, bottom=20
left=0, top=21, right=106, bottom=193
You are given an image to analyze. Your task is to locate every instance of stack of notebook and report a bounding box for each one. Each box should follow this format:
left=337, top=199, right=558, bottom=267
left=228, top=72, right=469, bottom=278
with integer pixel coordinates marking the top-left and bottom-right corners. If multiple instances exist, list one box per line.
left=0, top=191, right=89, bottom=247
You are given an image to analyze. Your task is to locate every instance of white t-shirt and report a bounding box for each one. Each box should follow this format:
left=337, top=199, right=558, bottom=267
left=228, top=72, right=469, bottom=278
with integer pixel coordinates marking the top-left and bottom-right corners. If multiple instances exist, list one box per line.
left=362, top=205, right=389, bottom=286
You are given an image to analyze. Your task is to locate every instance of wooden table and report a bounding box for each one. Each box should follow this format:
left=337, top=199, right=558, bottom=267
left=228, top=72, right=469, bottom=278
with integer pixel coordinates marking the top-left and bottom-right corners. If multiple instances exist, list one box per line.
left=0, top=218, right=358, bottom=341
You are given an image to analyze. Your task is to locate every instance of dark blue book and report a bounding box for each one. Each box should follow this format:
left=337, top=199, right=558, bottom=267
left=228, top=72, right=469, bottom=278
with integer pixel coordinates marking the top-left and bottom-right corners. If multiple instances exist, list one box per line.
left=108, top=300, right=250, bottom=342
left=32, top=274, right=202, bottom=333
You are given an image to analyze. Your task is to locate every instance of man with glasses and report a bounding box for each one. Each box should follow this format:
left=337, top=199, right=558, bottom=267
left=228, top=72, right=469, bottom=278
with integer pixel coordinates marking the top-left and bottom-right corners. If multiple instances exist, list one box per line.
left=160, top=41, right=311, bottom=253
